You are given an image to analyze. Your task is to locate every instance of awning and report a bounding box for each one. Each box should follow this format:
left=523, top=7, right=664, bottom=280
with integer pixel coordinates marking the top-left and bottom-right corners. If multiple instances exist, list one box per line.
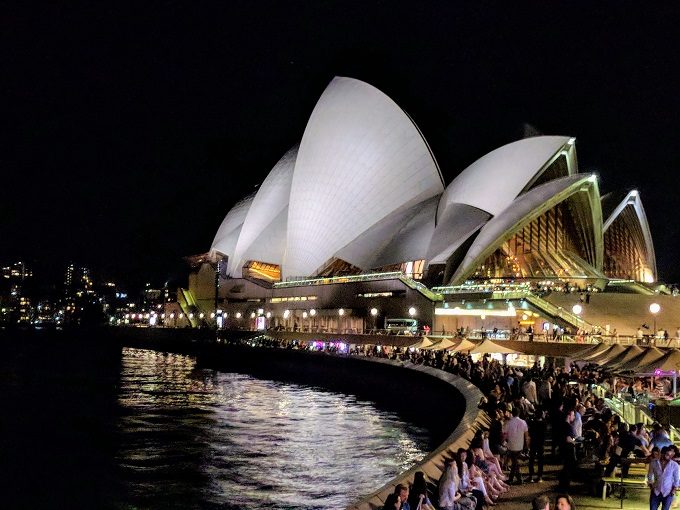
left=587, top=344, right=627, bottom=364
left=450, top=338, right=476, bottom=353
left=574, top=343, right=612, bottom=361
left=572, top=343, right=606, bottom=360
left=408, top=336, right=435, bottom=350
left=600, top=345, right=644, bottom=370
left=469, top=339, right=522, bottom=354
left=615, top=347, right=665, bottom=373
left=423, top=337, right=458, bottom=351
left=636, top=349, right=680, bottom=374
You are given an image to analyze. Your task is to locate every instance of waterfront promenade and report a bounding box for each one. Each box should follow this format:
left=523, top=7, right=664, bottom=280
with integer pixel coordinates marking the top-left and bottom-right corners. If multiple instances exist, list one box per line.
left=491, top=440, right=661, bottom=510
left=75, top=326, right=677, bottom=510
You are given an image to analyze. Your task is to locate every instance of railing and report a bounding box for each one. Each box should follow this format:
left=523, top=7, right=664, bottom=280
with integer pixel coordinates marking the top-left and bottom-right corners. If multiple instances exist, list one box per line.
left=275, top=271, right=403, bottom=288
left=433, top=283, right=532, bottom=295
left=594, top=383, right=680, bottom=443
left=524, top=293, right=591, bottom=330
left=273, top=271, right=443, bottom=302
left=397, top=275, right=442, bottom=301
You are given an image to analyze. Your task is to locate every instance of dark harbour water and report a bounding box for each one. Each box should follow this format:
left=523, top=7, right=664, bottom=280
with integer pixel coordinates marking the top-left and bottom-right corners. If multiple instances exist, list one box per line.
left=0, top=336, right=434, bottom=509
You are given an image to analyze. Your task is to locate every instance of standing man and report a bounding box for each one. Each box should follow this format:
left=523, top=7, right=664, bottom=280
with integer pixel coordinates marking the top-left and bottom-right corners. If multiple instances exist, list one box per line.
left=503, top=406, right=530, bottom=485
left=648, top=446, right=680, bottom=510
left=522, top=377, right=538, bottom=406
left=557, top=409, right=578, bottom=492
left=528, top=407, right=547, bottom=483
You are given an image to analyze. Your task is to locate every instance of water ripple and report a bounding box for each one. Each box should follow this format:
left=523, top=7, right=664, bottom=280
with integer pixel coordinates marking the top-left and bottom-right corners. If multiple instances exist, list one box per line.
left=117, top=347, right=432, bottom=509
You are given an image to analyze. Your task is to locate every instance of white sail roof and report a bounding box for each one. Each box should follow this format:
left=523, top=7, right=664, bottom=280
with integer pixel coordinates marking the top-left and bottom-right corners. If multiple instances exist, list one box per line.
left=228, top=146, right=297, bottom=275
left=451, top=174, right=601, bottom=284
left=210, top=194, right=254, bottom=263
left=437, top=136, right=571, bottom=218
left=283, top=76, right=444, bottom=279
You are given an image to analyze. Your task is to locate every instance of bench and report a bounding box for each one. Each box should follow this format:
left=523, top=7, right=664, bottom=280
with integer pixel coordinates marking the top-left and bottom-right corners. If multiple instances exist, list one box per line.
left=601, top=460, right=649, bottom=508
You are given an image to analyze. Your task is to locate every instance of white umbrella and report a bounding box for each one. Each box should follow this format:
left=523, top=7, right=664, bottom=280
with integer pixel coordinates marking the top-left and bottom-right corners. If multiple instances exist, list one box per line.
left=450, top=338, right=476, bottom=352
left=469, top=339, right=521, bottom=354
left=423, top=337, right=457, bottom=351
left=408, top=336, right=435, bottom=350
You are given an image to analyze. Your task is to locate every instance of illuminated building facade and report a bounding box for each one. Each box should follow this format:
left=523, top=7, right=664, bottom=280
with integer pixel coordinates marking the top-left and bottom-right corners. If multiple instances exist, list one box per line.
left=182, top=77, right=659, bottom=335
left=0, top=261, right=34, bottom=325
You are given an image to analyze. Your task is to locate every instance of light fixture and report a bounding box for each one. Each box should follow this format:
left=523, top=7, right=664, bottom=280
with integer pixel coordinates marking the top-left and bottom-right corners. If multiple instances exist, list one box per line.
left=408, top=307, right=416, bottom=317
left=309, top=309, right=316, bottom=316
left=572, top=304, right=582, bottom=315
left=338, top=308, right=345, bottom=316
left=370, top=308, right=378, bottom=316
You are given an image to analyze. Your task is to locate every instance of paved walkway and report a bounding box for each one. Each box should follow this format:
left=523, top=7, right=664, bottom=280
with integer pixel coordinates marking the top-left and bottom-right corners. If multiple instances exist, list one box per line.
left=494, top=454, right=651, bottom=510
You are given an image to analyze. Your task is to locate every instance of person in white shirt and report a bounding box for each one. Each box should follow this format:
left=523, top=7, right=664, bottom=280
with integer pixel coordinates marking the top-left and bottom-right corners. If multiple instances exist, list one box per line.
left=522, top=377, right=538, bottom=405
left=648, top=446, right=680, bottom=510
left=573, top=404, right=585, bottom=439
left=502, top=407, right=529, bottom=485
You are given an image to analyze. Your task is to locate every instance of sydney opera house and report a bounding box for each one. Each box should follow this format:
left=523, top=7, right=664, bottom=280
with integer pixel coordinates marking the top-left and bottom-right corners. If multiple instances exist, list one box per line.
left=182, top=77, right=669, bottom=338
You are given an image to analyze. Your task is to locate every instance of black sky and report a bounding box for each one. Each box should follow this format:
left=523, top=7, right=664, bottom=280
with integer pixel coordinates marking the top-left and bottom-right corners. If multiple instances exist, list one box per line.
left=2, top=1, right=680, bottom=288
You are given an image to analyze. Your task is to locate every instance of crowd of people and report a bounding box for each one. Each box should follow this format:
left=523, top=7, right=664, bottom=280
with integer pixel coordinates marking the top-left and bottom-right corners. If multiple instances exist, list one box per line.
left=231, top=335, right=679, bottom=510
left=379, top=347, right=680, bottom=510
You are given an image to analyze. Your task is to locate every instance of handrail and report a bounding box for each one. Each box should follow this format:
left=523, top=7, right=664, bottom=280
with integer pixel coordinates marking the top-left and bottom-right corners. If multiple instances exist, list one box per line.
left=594, top=383, right=680, bottom=443
left=523, top=294, right=591, bottom=330
left=274, top=271, right=404, bottom=288
left=398, top=275, right=443, bottom=302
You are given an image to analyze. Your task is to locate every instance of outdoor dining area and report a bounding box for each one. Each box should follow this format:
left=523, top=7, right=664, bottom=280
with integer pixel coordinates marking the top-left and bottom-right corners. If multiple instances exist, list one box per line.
left=571, top=342, right=680, bottom=428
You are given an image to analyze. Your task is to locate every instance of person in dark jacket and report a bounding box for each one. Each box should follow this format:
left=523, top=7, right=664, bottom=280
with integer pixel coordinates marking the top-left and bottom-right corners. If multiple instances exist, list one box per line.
left=528, top=407, right=547, bottom=482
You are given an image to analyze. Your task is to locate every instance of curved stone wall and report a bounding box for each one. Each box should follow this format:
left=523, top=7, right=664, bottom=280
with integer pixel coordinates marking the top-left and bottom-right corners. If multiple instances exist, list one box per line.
left=346, top=360, right=489, bottom=510
left=105, top=329, right=489, bottom=510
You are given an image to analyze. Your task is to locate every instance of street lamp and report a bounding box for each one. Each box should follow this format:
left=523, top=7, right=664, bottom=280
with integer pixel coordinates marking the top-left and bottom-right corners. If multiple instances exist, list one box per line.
left=650, top=303, right=661, bottom=340
left=408, top=307, right=416, bottom=317
left=370, top=307, right=378, bottom=333
left=572, top=304, right=583, bottom=315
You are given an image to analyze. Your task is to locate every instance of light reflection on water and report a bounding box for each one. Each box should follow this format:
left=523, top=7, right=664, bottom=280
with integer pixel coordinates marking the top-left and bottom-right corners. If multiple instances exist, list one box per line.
left=118, top=348, right=432, bottom=509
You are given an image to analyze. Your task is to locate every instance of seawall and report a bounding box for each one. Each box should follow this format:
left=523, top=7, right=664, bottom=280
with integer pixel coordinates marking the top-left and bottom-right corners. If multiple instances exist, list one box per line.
left=106, top=328, right=490, bottom=510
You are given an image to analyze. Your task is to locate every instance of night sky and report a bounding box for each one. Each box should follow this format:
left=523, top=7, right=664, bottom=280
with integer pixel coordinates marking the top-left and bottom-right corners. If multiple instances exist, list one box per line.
left=2, top=2, right=679, bottom=290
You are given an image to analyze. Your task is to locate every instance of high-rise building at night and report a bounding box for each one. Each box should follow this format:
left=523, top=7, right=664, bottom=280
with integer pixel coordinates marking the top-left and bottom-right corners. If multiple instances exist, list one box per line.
left=0, top=261, right=35, bottom=325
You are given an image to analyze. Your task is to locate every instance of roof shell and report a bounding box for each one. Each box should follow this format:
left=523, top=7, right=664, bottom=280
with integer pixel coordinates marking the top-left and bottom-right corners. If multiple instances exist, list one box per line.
left=437, top=136, right=572, bottom=219
left=284, top=76, right=444, bottom=279
left=210, top=194, right=255, bottom=262
left=228, top=146, right=297, bottom=275
left=602, top=190, right=656, bottom=280
left=450, top=174, right=603, bottom=284
left=334, top=196, right=438, bottom=270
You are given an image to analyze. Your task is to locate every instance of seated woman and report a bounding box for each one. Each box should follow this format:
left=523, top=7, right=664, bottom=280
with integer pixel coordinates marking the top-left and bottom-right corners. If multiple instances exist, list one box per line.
left=469, top=448, right=509, bottom=494
left=481, top=431, right=507, bottom=479
left=472, top=447, right=506, bottom=481
left=439, top=459, right=476, bottom=510
left=456, top=448, right=493, bottom=509
left=408, top=471, right=434, bottom=510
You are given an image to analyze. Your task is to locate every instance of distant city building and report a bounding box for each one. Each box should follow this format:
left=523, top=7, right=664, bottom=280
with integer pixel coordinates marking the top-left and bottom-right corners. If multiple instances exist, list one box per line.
left=0, top=261, right=35, bottom=325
